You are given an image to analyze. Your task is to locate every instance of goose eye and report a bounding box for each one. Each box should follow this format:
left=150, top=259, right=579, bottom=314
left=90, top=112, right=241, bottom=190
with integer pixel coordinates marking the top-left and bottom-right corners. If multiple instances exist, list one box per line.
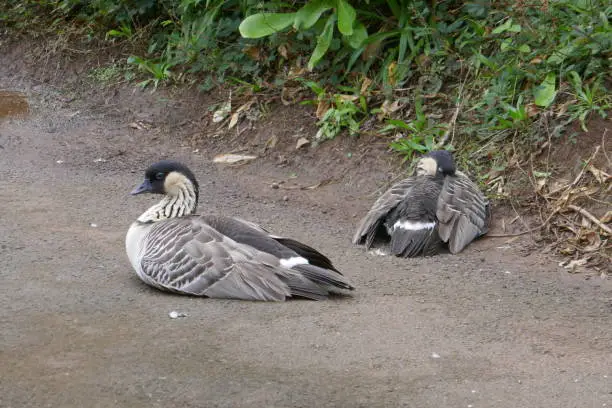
left=155, top=172, right=165, bottom=180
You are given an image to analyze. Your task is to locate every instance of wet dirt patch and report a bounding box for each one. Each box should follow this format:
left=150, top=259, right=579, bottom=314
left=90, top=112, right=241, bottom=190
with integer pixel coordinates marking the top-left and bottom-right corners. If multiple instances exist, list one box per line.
left=0, top=90, right=29, bottom=118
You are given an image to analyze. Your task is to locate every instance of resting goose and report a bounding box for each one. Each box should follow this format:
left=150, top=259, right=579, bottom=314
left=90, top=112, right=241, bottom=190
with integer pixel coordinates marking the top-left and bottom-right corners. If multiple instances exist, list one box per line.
left=352, top=150, right=490, bottom=257
left=126, top=160, right=354, bottom=301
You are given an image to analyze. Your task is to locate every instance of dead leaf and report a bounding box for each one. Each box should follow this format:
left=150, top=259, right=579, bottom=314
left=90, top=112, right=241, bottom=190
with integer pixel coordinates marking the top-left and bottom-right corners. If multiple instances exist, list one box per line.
left=526, top=103, right=539, bottom=117
left=337, top=94, right=358, bottom=103
left=228, top=112, right=241, bottom=129
left=601, top=211, right=612, bottom=223
left=228, top=100, right=256, bottom=129
left=535, top=177, right=547, bottom=193
left=213, top=101, right=231, bottom=123
left=555, top=99, right=574, bottom=117
left=244, top=46, right=262, bottom=61
left=564, top=258, right=588, bottom=271
left=278, top=44, right=289, bottom=59
left=580, top=231, right=602, bottom=252
left=296, top=137, right=310, bottom=150
left=212, top=153, right=257, bottom=165
left=387, top=61, right=398, bottom=86
left=377, top=99, right=403, bottom=120
left=316, top=99, right=330, bottom=119
left=360, top=77, right=372, bottom=95
left=128, top=121, right=151, bottom=130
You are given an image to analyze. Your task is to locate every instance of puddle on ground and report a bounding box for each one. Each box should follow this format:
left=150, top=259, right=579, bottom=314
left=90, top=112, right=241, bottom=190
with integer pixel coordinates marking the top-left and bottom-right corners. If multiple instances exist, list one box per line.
left=0, top=91, right=29, bottom=118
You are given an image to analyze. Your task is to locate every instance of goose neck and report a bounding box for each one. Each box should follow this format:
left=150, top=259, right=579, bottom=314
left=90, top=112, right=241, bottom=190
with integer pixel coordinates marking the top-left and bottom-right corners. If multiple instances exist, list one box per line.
left=137, top=181, right=198, bottom=223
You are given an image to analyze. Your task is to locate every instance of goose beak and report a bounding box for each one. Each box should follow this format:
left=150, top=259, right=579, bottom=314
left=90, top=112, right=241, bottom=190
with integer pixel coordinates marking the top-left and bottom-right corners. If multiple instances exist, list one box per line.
left=131, top=179, right=153, bottom=195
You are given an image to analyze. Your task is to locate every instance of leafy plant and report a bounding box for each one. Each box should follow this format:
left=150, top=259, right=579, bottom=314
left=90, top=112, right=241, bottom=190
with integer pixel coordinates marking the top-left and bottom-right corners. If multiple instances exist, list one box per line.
left=106, top=22, right=133, bottom=40
left=127, top=56, right=174, bottom=89
left=566, top=71, right=610, bottom=131
left=384, top=98, right=447, bottom=160
left=239, top=0, right=367, bottom=70
left=315, top=94, right=366, bottom=141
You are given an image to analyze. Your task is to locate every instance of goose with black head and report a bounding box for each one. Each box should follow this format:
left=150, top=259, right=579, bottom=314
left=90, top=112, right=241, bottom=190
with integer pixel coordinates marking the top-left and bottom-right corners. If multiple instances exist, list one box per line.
left=353, top=150, right=490, bottom=257
left=126, top=160, right=354, bottom=301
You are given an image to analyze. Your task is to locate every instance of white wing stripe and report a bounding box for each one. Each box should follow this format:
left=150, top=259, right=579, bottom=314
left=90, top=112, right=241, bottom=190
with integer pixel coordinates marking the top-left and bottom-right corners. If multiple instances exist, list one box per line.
left=280, top=256, right=309, bottom=268
left=393, top=220, right=436, bottom=231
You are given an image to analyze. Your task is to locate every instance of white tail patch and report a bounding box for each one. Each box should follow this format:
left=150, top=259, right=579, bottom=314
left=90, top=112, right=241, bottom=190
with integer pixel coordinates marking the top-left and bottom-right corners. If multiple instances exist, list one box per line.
left=280, top=256, right=309, bottom=268
left=369, top=248, right=388, bottom=256
left=393, top=220, right=436, bottom=231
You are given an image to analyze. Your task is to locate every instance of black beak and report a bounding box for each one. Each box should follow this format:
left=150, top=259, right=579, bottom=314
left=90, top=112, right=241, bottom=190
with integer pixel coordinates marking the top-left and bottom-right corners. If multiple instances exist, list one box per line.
left=130, top=179, right=153, bottom=195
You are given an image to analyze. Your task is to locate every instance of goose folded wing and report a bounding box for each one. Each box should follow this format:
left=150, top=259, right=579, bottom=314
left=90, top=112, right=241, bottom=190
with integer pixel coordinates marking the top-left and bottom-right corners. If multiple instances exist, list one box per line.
left=436, top=172, right=490, bottom=254
left=140, top=218, right=336, bottom=301
left=201, top=215, right=340, bottom=273
left=353, top=177, right=418, bottom=248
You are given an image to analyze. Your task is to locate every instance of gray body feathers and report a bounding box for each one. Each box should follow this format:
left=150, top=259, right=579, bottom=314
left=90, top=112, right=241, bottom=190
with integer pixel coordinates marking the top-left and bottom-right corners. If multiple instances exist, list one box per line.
left=127, top=215, right=353, bottom=301
left=353, top=170, right=490, bottom=257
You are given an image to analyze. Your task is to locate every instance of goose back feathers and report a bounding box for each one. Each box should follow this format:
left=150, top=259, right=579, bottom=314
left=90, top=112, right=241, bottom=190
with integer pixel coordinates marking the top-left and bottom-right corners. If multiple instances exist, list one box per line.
left=353, top=150, right=490, bottom=257
left=126, top=160, right=353, bottom=301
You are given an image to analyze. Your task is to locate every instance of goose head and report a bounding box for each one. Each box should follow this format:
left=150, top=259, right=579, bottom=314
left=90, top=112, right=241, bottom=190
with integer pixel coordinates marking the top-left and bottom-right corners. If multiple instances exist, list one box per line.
left=415, top=150, right=456, bottom=177
left=131, top=160, right=200, bottom=221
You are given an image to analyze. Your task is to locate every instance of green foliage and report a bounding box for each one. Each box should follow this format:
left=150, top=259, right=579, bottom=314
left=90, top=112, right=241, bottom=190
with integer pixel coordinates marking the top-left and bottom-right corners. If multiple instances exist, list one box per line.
left=384, top=98, right=447, bottom=160
left=315, top=94, right=365, bottom=141
left=127, top=56, right=173, bottom=89
left=566, top=72, right=610, bottom=132
left=4, top=0, right=610, bottom=159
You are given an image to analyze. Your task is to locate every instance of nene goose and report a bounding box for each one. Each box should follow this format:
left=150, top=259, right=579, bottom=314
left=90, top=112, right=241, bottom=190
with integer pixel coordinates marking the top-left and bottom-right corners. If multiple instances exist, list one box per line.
left=353, top=150, right=490, bottom=257
left=126, top=160, right=354, bottom=301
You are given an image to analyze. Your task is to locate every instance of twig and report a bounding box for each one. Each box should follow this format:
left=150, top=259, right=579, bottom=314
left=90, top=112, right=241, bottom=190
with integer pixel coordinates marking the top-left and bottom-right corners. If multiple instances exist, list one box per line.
left=568, top=205, right=612, bottom=235
left=570, top=145, right=601, bottom=187
left=601, top=128, right=610, bottom=167
left=436, top=66, right=470, bottom=149
left=487, top=209, right=559, bottom=237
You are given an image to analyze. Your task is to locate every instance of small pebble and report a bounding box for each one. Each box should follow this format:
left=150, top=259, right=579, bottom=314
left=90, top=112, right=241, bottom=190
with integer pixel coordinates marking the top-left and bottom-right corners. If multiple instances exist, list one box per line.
left=283, top=196, right=289, bottom=201
left=271, top=182, right=279, bottom=189
left=56, top=160, right=64, bottom=164
left=169, top=311, right=187, bottom=319
left=431, top=352, right=440, bottom=359
left=90, top=223, right=98, bottom=228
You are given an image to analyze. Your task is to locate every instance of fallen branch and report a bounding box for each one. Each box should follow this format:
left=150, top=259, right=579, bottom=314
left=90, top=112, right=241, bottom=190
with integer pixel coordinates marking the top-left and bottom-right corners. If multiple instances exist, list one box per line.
left=567, top=204, right=612, bottom=235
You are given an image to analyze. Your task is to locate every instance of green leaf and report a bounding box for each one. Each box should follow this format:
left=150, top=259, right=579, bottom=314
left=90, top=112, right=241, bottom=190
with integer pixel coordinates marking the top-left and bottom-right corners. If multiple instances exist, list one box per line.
left=308, top=14, right=336, bottom=70
left=346, top=21, right=367, bottom=48
left=239, top=13, right=296, bottom=38
left=387, top=0, right=401, bottom=19
left=336, top=0, right=356, bottom=36
left=500, top=39, right=511, bottom=51
left=534, top=72, right=557, bottom=108
left=398, top=28, right=410, bottom=63
left=518, top=44, right=531, bottom=53
left=362, top=30, right=401, bottom=45
left=294, top=0, right=333, bottom=30
left=492, top=18, right=512, bottom=34
left=464, top=1, right=488, bottom=18
left=508, top=24, right=521, bottom=32
left=547, top=45, right=574, bottom=65
left=567, top=70, right=582, bottom=91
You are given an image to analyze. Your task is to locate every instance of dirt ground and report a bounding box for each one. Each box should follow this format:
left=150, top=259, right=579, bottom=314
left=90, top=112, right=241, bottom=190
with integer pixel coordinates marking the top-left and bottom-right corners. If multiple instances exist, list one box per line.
left=1, top=40, right=611, bottom=408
